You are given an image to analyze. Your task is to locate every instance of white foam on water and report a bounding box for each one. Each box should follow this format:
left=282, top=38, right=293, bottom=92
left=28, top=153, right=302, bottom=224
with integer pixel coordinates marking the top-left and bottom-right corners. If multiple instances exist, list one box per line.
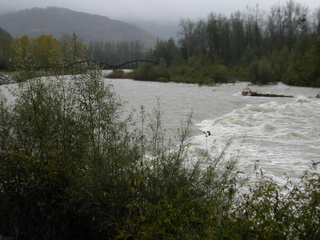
left=190, top=96, right=320, bottom=184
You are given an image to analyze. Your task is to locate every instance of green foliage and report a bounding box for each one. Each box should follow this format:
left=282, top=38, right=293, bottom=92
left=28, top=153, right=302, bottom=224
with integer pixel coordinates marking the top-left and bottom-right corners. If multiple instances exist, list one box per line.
left=153, top=38, right=180, bottom=67
left=131, top=55, right=230, bottom=85
left=229, top=66, right=250, bottom=82
left=59, top=33, right=87, bottom=67
left=32, top=35, right=63, bottom=70
left=282, top=37, right=320, bottom=87
left=308, top=36, right=320, bottom=87
left=173, top=2, right=320, bottom=86
left=249, top=58, right=276, bottom=84
left=0, top=67, right=320, bottom=239
left=171, top=56, right=229, bottom=85
left=9, top=33, right=88, bottom=77
left=231, top=164, right=320, bottom=240
left=106, top=70, right=126, bottom=78
left=11, top=35, right=34, bottom=70
left=0, top=27, right=13, bottom=70
left=276, top=46, right=290, bottom=79
left=132, top=60, right=170, bottom=82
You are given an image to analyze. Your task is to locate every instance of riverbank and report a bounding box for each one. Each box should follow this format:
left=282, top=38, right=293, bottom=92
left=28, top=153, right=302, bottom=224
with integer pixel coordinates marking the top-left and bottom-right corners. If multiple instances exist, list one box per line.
left=0, top=74, right=17, bottom=85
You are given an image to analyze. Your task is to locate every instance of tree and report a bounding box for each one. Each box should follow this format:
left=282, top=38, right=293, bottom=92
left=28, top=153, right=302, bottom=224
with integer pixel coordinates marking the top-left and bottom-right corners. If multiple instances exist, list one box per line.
left=130, top=40, right=144, bottom=60
left=178, top=18, right=196, bottom=59
left=0, top=27, right=12, bottom=70
left=229, top=11, right=246, bottom=64
left=59, top=33, right=87, bottom=66
left=0, top=68, right=130, bottom=239
left=89, top=39, right=147, bottom=66
left=264, top=45, right=290, bottom=83
left=315, top=8, right=320, bottom=34
left=153, top=38, right=179, bottom=66
left=32, top=35, right=63, bottom=69
left=194, top=19, right=209, bottom=56
left=11, top=35, right=33, bottom=70
left=207, top=13, right=231, bottom=63
left=309, top=36, right=320, bottom=86
left=244, top=5, right=263, bottom=59
left=206, top=13, right=221, bottom=61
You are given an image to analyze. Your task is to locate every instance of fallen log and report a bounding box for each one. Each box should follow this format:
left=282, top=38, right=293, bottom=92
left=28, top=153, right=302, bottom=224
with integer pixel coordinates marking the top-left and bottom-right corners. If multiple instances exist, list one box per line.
left=242, top=88, right=293, bottom=98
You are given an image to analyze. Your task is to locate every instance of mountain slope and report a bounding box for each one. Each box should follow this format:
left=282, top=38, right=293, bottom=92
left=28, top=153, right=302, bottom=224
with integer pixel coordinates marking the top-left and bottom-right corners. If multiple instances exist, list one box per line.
left=0, top=7, right=157, bottom=48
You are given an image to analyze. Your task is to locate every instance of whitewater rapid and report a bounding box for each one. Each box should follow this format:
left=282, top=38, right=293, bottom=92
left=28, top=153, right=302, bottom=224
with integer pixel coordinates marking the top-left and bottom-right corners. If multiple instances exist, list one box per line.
left=106, top=79, right=320, bottom=184
left=190, top=96, right=320, bottom=184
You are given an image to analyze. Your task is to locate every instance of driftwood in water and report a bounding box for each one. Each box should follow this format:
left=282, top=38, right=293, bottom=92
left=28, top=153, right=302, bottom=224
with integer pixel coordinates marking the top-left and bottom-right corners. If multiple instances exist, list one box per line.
left=242, top=87, right=293, bottom=98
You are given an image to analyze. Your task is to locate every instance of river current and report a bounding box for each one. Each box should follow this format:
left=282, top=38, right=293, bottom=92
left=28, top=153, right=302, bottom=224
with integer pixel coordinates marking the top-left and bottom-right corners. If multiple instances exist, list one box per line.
left=106, top=79, right=320, bottom=185
left=1, top=78, right=319, bottom=185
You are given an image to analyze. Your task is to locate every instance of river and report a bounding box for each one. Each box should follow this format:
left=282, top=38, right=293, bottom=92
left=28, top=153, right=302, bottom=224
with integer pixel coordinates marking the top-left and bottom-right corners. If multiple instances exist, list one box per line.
left=105, top=78, right=320, bottom=185
left=1, top=78, right=320, bottom=185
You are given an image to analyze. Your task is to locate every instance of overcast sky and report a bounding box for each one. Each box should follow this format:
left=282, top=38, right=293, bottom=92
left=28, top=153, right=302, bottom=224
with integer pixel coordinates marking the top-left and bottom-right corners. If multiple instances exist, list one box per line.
left=1, top=0, right=319, bottom=23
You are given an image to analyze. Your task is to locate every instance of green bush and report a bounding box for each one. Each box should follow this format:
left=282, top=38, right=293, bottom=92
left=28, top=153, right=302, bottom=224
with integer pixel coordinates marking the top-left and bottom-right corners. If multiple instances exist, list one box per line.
left=204, top=64, right=229, bottom=84
left=132, top=56, right=230, bottom=85
left=132, top=61, right=170, bottom=82
left=105, top=70, right=126, bottom=78
left=249, top=58, right=276, bottom=84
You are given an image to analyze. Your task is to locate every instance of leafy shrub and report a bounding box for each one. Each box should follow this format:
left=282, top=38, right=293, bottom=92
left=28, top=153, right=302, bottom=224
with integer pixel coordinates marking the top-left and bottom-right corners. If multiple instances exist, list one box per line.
left=105, top=70, right=126, bottom=78
left=132, top=61, right=170, bottom=82
left=249, top=58, right=276, bottom=84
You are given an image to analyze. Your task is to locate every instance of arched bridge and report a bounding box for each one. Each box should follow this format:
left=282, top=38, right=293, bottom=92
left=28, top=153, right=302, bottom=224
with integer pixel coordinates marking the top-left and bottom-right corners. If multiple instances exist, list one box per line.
left=65, top=59, right=159, bottom=71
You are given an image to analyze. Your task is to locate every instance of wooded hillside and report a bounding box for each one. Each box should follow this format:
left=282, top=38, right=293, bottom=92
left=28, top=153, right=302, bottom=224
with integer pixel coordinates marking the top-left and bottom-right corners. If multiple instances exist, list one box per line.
left=0, top=7, right=157, bottom=48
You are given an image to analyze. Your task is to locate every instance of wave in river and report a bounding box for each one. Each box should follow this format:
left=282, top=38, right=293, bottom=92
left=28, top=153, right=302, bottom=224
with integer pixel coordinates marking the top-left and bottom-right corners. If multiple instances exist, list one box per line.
left=190, top=96, right=320, bottom=185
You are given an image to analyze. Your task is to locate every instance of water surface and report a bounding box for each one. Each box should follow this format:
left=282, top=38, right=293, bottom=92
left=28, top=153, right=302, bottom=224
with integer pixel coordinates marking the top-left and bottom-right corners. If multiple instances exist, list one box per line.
left=106, top=79, right=320, bottom=184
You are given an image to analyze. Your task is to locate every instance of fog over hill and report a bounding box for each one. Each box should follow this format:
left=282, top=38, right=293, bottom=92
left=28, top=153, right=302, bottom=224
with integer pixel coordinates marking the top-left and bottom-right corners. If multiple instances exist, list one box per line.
left=0, top=7, right=157, bottom=48
left=123, top=19, right=179, bottom=40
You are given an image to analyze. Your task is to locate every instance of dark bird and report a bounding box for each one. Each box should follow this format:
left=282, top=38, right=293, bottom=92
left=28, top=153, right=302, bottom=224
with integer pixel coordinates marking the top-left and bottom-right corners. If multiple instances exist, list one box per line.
left=203, top=131, right=211, bottom=137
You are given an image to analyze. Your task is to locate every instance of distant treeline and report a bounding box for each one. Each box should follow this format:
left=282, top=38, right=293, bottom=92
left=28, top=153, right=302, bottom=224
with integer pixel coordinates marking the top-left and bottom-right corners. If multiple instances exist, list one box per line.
left=0, top=31, right=148, bottom=72
left=0, top=0, right=320, bottom=86
left=149, top=0, right=320, bottom=87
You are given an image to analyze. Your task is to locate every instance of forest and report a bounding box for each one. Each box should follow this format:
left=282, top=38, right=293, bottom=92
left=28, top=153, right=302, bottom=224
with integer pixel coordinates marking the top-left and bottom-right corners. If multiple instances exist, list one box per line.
left=1, top=1, right=320, bottom=87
